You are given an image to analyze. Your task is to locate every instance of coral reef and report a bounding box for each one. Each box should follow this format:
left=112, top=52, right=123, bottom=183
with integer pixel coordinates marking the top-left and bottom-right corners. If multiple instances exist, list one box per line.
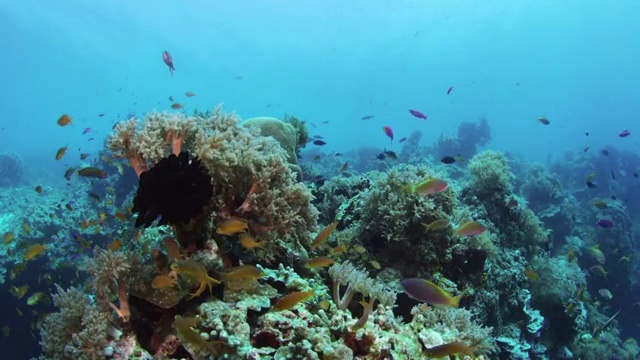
left=0, top=152, right=24, bottom=187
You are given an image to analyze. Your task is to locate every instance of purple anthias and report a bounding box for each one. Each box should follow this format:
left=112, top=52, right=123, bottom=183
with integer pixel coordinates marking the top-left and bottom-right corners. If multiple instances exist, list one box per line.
left=596, top=219, right=614, bottom=228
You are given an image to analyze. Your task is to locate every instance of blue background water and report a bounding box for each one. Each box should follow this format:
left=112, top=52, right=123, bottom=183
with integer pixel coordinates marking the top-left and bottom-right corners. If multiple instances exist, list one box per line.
left=1, top=1, right=640, bottom=358
left=2, top=0, right=639, bottom=167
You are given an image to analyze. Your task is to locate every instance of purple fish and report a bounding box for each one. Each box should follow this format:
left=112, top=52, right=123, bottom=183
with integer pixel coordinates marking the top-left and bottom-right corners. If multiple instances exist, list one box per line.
left=82, top=127, right=92, bottom=135
left=409, top=109, right=427, bottom=120
left=382, top=126, right=394, bottom=144
left=401, top=278, right=462, bottom=307
left=619, top=130, right=630, bottom=138
left=162, top=51, right=175, bottom=75
left=596, top=219, right=614, bottom=228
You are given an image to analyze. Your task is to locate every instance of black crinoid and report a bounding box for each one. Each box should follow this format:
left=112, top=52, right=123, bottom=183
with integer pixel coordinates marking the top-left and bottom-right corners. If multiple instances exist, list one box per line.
left=132, top=151, right=213, bottom=228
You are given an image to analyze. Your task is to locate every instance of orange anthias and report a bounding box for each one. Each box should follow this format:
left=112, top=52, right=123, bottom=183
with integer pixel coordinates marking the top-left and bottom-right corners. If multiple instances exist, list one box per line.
left=171, top=259, right=220, bottom=299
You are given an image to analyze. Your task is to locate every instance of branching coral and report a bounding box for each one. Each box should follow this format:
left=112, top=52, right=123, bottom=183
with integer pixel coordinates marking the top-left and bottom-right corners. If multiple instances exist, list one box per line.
left=410, top=305, right=494, bottom=348
left=39, top=285, right=111, bottom=360
left=85, top=247, right=132, bottom=322
left=328, top=261, right=396, bottom=329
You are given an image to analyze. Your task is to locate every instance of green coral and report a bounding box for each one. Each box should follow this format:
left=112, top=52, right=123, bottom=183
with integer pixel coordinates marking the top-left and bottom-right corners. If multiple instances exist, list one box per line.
left=468, top=150, right=512, bottom=192
left=283, top=114, right=309, bottom=153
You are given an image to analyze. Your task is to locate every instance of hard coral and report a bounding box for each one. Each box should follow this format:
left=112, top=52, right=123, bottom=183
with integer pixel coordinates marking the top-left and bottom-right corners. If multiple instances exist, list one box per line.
left=107, top=105, right=318, bottom=262
left=132, top=151, right=213, bottom=228
left=39, top=285, right=111, bottom=360
left=0, top=152, right=24, bottom=186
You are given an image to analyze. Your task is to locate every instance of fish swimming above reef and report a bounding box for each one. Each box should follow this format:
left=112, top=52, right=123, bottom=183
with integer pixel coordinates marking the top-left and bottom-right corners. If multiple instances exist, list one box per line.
left=537, top=116, right=550, bottom=125
left=596, top=219, right=614, bottom=229
left=404, top=177, right=448, bottom=195
left=408, top=109, right=427, bottom=120
left=162, top=51, right=175, bottom=75
left=400, top=278, right=462, bottom=307
left=619, top=130, right=630, bottom=137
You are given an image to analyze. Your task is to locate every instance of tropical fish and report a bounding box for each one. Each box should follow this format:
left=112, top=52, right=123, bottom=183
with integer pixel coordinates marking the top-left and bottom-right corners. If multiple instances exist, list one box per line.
left=599, top=288, right=613, bottom=300
left=185, top=91, right=196, bottom=97
left=440, top=156, right=456, bottom=164
left=219, top=265, right=263, bottom=283
left=400, top=278, right=462, bottom=307
left=162, top=51, right=175, bottom=75
left=77, top=167, right=107, bottom=178
left=171, top=103, right=183, bottom=109
left=3, top=232, right=14, bottom=245
left=596, top=219, right=614, bottom=229
left=446, top=86, right=454, bottom=95
left=151, top=273, right=176, bottom=289
left=109, top=239, right=121, bottom=251
left=619, top=130, right=630, bottom=138
left=408, top=109, right=427, bottom=120
left=405, top=178, right=448, bottom=195
left=425, top=341, right=478, bottom=358
left=337, top=162, right=349, bottom=174
left=35, top=185, right=43, bottom=194
left=423, top=219, right=449, bottom=233
left=82, top=127, right=92, bottom=135
left=587, top=245, right=606, bottom=264
left=64, top=167, right=75, bottom=181
left=455, top=221, right=486, bottom=236
left=313, top=140, right=326, bottom=146
left=398, top=137, right=407, bottom=143
left=382, top=126, right=393, bottom=144
left=24, top=244, right=46, bottom=261
left=306, top=256, right=335, bottom=268
left=361, top=115, right=374, bottom=120
left=537, top=116, right=550, bottom=125
left=55, top=146, right=68, bottom=160
left=216, top=217, right=249, bottom=235
left=238, top=233, right=265, bottom=250
left=590, top=265, right=609, bottom=279
left=57, top=114, right=72, bottom=126
left=525, top=268, right=540, bottom=282
left=312, top=221, right=338, bottom=248
left=171, top=259, right=220, bottom=298
left=79, top=153, right=91, bottom=160
left=272, top=290, right=316, bottom=311
left=10, top=285, right=29, bottom=299
left=383, top=149, right=397, bottom=160
left=26, top=292, right=44, bottom=305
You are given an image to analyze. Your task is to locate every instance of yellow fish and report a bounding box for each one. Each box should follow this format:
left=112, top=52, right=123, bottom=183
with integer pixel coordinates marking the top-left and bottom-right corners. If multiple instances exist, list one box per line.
left=216, top=217, right=249, bottom=236
left=24, top=244, right=46, bottom=261
left=311, top=221, right=338, bottom=248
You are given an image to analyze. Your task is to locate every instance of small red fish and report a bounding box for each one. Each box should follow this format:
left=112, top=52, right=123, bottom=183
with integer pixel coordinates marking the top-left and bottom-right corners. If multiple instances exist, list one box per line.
left=619, top=130, right=630, bottom=138
left=82, top=127, right=92, bottom=135
left=446, top=86, right=453, bottom=95
left=162, top=51, right=175, bottom=75
left=409, top=109, right=427, bottom=120
left=382, top=126, right=393, bottom=144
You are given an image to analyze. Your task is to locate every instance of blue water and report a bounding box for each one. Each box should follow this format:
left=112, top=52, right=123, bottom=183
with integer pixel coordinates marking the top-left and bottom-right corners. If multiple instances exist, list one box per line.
left=1, top=1, right=640, bottom=358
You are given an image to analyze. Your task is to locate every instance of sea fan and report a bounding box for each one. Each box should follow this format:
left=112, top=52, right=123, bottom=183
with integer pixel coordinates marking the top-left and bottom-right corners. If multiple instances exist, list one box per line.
left=132, top=151, right=213, bottom=228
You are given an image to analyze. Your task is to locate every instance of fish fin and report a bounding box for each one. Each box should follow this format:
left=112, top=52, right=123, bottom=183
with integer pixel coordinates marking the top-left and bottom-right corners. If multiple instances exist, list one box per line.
left=450, top=294, right=463, bottom=308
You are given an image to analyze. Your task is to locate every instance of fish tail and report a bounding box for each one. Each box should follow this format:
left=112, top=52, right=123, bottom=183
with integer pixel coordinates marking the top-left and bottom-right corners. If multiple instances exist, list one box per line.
left=450, top=294, right=463, bottom=308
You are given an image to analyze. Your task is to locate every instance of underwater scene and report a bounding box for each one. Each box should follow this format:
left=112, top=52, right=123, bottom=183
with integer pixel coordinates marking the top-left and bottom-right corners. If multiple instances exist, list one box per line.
left=1, top=1, right=640, bottom=359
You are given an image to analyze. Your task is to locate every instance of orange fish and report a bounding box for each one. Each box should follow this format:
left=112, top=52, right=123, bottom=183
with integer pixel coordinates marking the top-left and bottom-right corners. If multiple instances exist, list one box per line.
left=57, top=114, right=72, bottom=126
left=151, top=273, right=176, bottom=289
left=164, top=238, right=181, bottom=259
left=3, top=232, right=14, bottom=245
left=454, top=221, right=486, bottom=236
left=219, top=265, right=263, bottom=283
left=216, top=217, right=249, bottom=235
left=272, top=290, right=316, bottom=311
left=115, top=211, right=128, bottom=221
left=425, top=341, right=478, bottom=358
left=306, top=256, right=335, bottom=269
left=109, top=239, right=122, bottom=251
left=312, top=221, right=338, bottom=248
left=55, top=146, right=68, bottom=160
left=525, top=268, right=540, bottom=282
left=238, top=233, right=265, bottom=250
